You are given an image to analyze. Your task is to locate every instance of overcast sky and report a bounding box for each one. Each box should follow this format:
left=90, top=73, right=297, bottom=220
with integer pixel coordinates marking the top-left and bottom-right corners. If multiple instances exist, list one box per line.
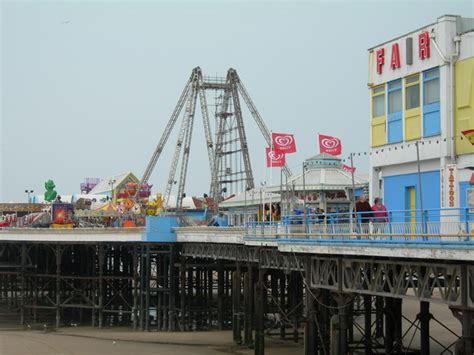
left=1, top=0, right=472, bottom=202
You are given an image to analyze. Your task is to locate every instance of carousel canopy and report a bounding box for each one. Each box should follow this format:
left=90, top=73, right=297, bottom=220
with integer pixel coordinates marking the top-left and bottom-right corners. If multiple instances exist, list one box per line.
left=267, top=153, right=368, bottom=192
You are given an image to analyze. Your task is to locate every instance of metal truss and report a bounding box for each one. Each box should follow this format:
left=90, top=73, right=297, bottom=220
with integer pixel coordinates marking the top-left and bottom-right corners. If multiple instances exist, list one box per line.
left=259, top=248, right=304, bottom=271
left=182, top=243, right=259, bottom=262
left=139, top=67, right=292, bottom=209
left=181, top=244, right=304, bottom=271
left=310, top=256, right=474, bottom=307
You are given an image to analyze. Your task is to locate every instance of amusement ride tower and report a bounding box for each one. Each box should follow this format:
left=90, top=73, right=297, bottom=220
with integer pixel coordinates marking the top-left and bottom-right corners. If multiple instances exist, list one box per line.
left=139, top=67, right=291, bottom=209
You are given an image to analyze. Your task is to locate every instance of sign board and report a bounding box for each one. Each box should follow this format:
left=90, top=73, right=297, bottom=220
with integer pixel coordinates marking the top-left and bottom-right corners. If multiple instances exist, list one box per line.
left=446, top=165, right=457, bottom=208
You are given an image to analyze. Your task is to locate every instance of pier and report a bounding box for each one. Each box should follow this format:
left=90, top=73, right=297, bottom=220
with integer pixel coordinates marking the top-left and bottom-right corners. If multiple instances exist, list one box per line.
left=1, top=209, right=473, bottom=354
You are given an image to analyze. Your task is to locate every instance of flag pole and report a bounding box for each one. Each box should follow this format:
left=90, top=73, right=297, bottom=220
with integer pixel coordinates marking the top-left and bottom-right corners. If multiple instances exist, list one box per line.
left=280, top=167, right=283, bottom=217
left=350, top=152, right=356, bottom=233
left=270, top=132, right=273, bottom=226
left=350, top=152, right=356, bottom=209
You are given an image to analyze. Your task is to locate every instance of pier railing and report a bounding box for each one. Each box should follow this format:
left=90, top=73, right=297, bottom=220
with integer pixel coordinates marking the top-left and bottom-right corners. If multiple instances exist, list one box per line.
left=245, top=208, right=474, bottom=244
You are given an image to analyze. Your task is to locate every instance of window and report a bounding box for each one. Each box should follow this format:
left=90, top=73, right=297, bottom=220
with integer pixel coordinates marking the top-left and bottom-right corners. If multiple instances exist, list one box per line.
left=388, top=79, right=402, bottom=114
left=423, top=67, right=440, bottom=137
left=405, top=74, right=420, bottom=110
left=372, top=85, right=385, bottom=117
left=373, top=95, right=385, bottom=117
left=373, top=85, right=384, bottom=94
left=424, top=78, right=440, bottom=104
left=387, top=79, right=403, bottom=143
left=406, top=85, right=420, bottom=109
left=406, top=75, right=419, bottom=84
left=423, top=68, right=440, bottom=105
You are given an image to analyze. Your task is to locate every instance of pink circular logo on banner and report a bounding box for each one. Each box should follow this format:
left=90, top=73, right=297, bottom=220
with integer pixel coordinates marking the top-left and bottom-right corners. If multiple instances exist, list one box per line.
left=275, top=135, right=293, bottom=147
left=268, top=150, right=284, bottom=161
left=321, top=137, right=340, bottom=149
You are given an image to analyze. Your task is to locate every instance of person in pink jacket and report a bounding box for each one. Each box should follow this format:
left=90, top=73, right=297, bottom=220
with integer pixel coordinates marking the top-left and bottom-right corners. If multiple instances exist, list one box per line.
left=371, top=198, right=388, bottom=235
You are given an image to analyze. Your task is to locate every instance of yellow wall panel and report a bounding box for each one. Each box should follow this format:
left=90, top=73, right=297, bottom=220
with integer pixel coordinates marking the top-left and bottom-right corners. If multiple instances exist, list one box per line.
left=371, top=116, right=386, bottom=147
left=405, top=107, right=421, bottom=141
left=455, top=57, right=474, bottom=155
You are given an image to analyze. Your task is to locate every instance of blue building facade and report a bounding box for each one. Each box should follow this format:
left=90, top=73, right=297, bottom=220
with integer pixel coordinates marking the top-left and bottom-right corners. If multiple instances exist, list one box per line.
left=383, top=171, right=440, bottom=221
left=368, top=16, right=474, bottom=215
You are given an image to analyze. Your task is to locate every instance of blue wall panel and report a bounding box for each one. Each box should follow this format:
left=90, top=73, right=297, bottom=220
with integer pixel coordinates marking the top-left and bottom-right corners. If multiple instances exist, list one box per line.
left=387, top=112, right=403, bottom=143
left=383, top=170, right=440, bottom=221
left=423, top=102, right=440, bottom=137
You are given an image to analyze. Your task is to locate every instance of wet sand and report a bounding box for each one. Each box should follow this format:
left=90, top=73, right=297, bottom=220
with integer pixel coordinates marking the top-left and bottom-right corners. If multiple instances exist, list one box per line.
left=0, top=327, right=300, bottom=355
left=0, top=298, right=462, bottom=355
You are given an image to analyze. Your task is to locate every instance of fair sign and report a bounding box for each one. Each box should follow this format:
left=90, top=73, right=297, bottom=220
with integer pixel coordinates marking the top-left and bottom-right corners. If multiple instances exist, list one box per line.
left=368, top=25, right=442, bottom=86
left=375, top=31, right=431, bottom=75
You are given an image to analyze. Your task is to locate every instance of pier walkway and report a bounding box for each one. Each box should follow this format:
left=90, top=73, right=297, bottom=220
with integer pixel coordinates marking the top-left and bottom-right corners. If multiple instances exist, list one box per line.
left=0, top=208, right=473, bottom=354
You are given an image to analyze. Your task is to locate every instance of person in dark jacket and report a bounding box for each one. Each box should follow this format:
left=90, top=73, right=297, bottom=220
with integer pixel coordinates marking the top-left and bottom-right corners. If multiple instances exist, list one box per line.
left=355, top=195, right=372, bottom=235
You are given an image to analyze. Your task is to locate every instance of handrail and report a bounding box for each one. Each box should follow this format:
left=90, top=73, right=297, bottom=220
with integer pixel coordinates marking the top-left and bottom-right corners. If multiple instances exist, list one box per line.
left=260, top=232, right=473, bottom=237
left=244, top=207, right=473, bottom=245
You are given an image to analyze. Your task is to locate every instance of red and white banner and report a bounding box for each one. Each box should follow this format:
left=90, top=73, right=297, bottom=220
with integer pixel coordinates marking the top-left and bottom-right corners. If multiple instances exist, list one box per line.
left=265, top=147, right=285, bottom=167
left=272, top=132, right=297, bottom=154
left=318, top=134, right=342, bottom=156
left=342, top=164, right=356, bottom=174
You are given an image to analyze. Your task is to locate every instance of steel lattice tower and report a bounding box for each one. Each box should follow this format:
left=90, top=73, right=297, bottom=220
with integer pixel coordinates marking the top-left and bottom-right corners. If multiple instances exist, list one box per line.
left=139, top=67, right=291, bottom=209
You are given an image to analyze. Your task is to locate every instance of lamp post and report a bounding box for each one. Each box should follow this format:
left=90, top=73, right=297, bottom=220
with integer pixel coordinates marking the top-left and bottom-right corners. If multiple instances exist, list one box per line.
left=244, top=186, right=251, bottom=229
left=415, top=141, right=426, bottom=234
left=260, top=181, right=266, bottom=222
left=302, top=162, right=307, bottom=231
left=24, top=189, right=34, bottom=203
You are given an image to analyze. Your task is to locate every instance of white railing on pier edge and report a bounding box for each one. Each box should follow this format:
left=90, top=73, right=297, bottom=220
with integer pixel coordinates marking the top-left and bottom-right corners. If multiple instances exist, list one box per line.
left=245, top=208, right=474, bottom=244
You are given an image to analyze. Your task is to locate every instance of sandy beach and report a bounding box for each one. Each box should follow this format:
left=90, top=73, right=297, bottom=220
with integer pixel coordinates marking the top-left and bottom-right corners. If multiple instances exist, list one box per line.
left=0, top=297, right=462, bottom=355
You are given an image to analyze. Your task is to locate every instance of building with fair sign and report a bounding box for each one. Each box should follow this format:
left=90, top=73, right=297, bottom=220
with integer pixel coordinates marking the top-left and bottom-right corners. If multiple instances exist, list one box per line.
left=368, top=15, right=474, bottom=214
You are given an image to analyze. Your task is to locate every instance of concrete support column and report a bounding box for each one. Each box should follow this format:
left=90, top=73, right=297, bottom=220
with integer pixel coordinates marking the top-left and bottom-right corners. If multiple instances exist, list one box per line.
left=290, top=272, right=301, bottom=343
left=304, top=258, right=318, bottom=355
left=132, top=246, right=139, bottom=331
left=375, top=296, right=384, bottom=339
left=217, top=262, right=224, bottom=330
left=233, top=262, right=242, bottom=344
left=419, top=301, right=431, bottom=355
left=98, top=244, right=104, bottom=329
left=244, top=264, right=254, bottom=346
left=55, top=245, right=62, bottom=328
left=144, top=246, right=150, bottom=331
left=180, top=258, right=186, bottom=330
left=163, top=254, right=169, bottom=329
left=393, top=298, right=403, bottom=351
left=320, top=289, right=331, bottom=354
left=207, top=267, right=213, bottom=328
left=461, top=309, right=474, bottom=355
left=19, top=244, right=26, bottom=325
left=337, top=295, right=349, bottom=355
left=187, top=265, right=193, bottom=328
left=254, top=267, right=265, bottom=355
left=384, top=297, right=394, bottom=354
left=169, top=245, right=177, bottom=331
left=364, top=295, right=372, bottom=355
left=279, top=271, right=286, bottom=340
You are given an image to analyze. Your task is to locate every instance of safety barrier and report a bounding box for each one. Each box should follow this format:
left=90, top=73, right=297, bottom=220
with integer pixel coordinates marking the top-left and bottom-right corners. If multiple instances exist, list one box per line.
left=245, top=208, right=474, bottom=244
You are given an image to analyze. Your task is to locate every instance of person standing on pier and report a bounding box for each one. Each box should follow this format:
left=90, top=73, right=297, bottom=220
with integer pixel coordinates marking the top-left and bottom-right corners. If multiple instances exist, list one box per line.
left=355, top=195, right=372, bottom=235
left=371, top=198, right=388, bottom=237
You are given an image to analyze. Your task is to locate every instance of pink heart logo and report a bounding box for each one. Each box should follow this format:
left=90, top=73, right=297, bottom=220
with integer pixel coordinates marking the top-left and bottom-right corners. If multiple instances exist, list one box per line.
left=268, top=150, right=284, bottom=161
left=275, top=135, right=293, bottom=147
left=321, top=137, right=340, bottom=149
